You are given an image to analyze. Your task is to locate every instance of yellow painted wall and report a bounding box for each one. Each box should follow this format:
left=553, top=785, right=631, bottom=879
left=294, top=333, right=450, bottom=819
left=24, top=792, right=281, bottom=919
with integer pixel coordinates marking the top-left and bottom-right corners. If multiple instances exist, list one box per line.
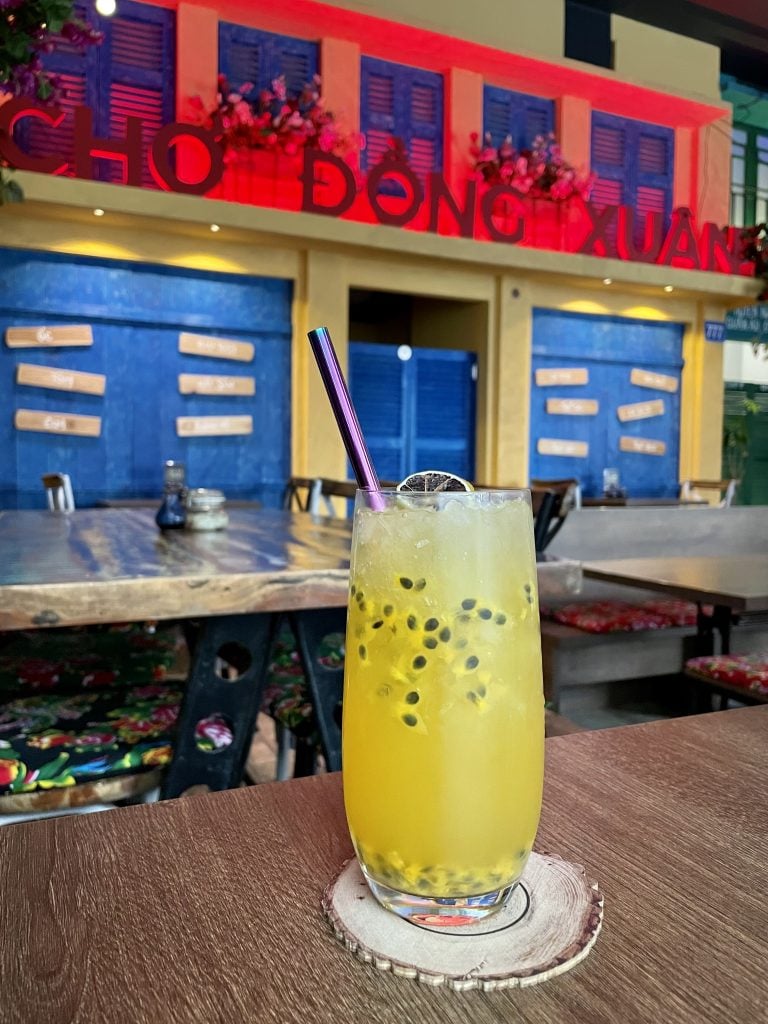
left=321, top=0, right=565, bottom=59
left=611, top=16, right=721, bottom=101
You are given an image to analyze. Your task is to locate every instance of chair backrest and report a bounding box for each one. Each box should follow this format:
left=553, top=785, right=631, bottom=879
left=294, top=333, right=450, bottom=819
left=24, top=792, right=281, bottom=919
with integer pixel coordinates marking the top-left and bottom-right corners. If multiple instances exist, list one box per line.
left=680, top=479, right=739, bottom=508
left=309, top=478, right=358, bottom=517
left=42, top=473, right=75, bottom=512
left=281, top=476, right=315, bottom=512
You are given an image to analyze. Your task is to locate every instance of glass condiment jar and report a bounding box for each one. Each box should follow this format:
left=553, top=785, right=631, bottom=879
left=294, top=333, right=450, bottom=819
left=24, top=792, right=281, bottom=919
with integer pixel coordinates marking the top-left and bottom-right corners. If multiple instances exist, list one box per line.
left=184, top=488, right=229, bottom=531
left=155, top=460, right=187, bottom=530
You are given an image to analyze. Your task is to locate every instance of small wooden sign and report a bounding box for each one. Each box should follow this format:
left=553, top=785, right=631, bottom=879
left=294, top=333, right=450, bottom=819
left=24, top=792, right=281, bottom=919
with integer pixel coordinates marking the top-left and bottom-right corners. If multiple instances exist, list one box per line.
left=15, top=408, right=101, bottom=437
left=619, top=436, right=667, bottom=456
left=176, top=415, right=253, bottom=437
left=546, top=398, right=599, bottom=416
left=617, top=399, right=665, bottom=422
left=179, top=332, right=254, bottom=363
left=630, top=368, right=679, bottom=393
left=537, top=438, right=589, bottom=458
left=16, top=363, right=106, bottom=396
left=6, top=325, right=93, bottom=348
left=535, top=368, right=589, bottom=387
left=178, top=373, right=255, bottom=397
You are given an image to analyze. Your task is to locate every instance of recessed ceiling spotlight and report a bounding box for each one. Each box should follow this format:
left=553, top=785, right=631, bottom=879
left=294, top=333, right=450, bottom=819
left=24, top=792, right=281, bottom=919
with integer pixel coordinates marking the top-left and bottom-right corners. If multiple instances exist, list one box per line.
left=210, top=223, right=221, bottom=233
left=602, top=277, right=612, bottom=285
left=95, top=0, right=117, bottom=17
left=93, top=208, right=105, bottom=217
left=664, top=285, right=674, bottom=293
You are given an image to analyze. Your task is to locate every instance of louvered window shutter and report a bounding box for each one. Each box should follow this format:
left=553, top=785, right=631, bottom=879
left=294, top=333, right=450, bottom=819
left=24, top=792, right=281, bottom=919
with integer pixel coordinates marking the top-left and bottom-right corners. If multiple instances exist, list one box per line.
left=98, top=0, right=175, bottom=188
left=219, top=23, right=318, bottom=102
left=635, top=124, right=674, bottom=238
left=590, top=113, right=627, bottom=208
left=348, top=343, right=408, bottom=483
left=591, top=112, right=674, bottom=242
left=24, top=3, right=97, bottom=173
left=482, top=86, right=554, bottom=149
left=361, top=57, right=443, bottom=183
left=360, top=57, right=398, bottom=172
left=413, top=350, right=476, bottom=481
left=406, top=69, right=443, bottom=178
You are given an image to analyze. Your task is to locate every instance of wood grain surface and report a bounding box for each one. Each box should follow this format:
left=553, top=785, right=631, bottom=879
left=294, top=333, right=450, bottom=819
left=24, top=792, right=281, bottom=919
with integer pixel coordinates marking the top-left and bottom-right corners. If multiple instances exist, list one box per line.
left=1, top=707, right=766, bottom=1024
left=0, top=508, right=352, bottom=629
left=582, top=556, right=768, bottom=612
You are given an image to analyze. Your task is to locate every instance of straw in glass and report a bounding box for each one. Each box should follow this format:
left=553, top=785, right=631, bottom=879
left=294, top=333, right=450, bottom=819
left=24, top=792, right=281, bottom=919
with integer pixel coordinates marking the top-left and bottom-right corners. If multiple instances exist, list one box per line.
left=307, top=327, right=385, bottom=511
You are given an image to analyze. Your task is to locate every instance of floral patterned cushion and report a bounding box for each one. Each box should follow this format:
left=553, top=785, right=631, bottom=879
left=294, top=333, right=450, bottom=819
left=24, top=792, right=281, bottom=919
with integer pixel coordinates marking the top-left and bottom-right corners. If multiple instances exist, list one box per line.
left=0, top=683, right=182, bottom=796
left=0, top=624, right=180, bottom=698
left=260, top=631, right=345, bottom=744
left=685, top=654, right=768, bottom=696
left=549, top=599, right=702, bottom=634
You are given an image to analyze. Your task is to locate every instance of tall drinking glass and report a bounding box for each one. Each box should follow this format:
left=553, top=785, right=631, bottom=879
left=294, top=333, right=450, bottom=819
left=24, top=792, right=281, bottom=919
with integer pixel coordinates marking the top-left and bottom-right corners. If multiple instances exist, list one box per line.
left=343, top=488, right=545, bottom=924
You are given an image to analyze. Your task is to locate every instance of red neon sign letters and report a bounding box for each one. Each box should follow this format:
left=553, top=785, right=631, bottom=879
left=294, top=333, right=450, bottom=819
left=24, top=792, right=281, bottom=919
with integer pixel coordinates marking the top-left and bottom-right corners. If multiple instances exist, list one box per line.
left=0, top=101, right=748, bottom=276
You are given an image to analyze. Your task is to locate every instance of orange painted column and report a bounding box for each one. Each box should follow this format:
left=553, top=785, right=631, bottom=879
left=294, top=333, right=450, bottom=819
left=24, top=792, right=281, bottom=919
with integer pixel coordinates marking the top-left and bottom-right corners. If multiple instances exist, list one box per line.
left=320, top=37, right=361, bottom=149
left=557, top=95, right=591, bottom=175
left=694, top=113, right=732, bottom=227
left=176, top=3, right=219, bottom=183
left=445, top=68, right=483, bottom=193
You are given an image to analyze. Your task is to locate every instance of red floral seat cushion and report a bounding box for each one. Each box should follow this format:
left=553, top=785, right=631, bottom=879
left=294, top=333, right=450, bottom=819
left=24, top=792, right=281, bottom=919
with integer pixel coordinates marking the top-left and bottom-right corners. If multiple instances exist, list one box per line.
left=685, top=654, right=768, bottom=696
left=0, top=624, right=181, bottom=699
left=0, top=683, right=183, bottom=797
left=260, top=631, right=344, bottom=743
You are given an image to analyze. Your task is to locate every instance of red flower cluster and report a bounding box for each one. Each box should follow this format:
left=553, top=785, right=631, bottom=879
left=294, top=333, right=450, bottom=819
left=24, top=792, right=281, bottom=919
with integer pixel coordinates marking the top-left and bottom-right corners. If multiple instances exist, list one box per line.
left=470, top=131, right=595, bottom=202
left=190, top=74, right=356, bottom=160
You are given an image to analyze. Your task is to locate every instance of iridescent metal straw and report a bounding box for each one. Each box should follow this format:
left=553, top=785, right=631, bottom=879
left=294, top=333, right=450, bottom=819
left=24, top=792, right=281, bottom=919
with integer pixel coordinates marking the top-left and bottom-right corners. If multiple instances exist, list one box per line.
left=307, top=327, right=385, bottom=511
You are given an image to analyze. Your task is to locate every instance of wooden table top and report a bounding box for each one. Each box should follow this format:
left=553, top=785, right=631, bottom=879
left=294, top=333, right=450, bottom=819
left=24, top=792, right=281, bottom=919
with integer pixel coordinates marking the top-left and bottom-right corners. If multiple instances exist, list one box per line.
left=2, top=706, right=766, bottom=1024
left=0, top=508, right=352, bottom=629
left=582, top=555, right=768, bottom=612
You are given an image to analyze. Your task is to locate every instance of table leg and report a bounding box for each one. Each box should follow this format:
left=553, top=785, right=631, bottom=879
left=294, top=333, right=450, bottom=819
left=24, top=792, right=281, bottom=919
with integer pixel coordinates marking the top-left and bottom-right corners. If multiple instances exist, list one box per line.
left=696, top=603, right=733, bottom=657
left=161, top=613, right=275, bottom=799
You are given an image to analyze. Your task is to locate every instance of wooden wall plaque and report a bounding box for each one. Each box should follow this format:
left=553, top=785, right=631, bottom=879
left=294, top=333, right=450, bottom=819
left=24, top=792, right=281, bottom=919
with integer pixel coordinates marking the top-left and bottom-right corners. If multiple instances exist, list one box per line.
left=537, top=438, right=589, bottom=458
left=15, top=409, right=101, bottom=437
left=630, top=368, right=679, bottom=393
left=16, top=363, right=106, bottom=396
left=535, top=368, right=589, bottom=387
left=619, top=436, right=667, bottom=456
left=178, top=373, right=255, bottom=397
left=176, top=415, right=253, bottom=437
left=546, top=398, right=599, bottom=416
left=617, top=399, right=665, bottom=422
left=6, top=325, right=93, bottom=348
left=179, top=332, right=254, bottom=363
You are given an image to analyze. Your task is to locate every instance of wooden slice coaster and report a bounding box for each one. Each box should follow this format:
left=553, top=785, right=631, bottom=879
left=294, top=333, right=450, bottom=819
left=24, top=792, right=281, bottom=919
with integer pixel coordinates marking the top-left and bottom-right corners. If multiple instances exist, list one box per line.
left=322, top=851, right=603, bottom=991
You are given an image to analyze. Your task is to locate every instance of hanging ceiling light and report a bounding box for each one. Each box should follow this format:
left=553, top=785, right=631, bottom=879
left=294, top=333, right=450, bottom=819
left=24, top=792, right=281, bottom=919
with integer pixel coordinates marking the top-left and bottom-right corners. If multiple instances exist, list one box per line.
left=95, top=0, right=117, bottom=17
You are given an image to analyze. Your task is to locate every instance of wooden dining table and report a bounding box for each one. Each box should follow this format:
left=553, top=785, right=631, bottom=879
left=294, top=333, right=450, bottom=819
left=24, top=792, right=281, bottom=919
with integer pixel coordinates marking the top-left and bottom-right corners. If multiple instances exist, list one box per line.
left=582, top=555, right=768, bottom=653
left=1, top=705, right=765, bottom=1024
left=0, top=507, right=352, bottom=797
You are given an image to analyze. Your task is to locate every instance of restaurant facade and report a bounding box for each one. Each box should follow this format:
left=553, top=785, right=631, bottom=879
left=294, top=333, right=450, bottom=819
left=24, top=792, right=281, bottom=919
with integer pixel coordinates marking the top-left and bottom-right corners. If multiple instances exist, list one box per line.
left=0, top=0, right=760, bottom=506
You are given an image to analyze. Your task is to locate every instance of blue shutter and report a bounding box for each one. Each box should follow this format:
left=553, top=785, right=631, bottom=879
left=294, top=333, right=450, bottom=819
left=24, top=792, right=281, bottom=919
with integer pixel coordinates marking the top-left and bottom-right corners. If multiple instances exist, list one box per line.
left=483, top=86, right=554, bottom=149
left=97, top=0, right=175, bottom=188
left=219, top=23, right=318, bottom=101
left=591, top=112, right=674, bottom=239
left=360, top=58, right=398, bottom=172
left=348, top=342, right=407, bottom=483
left=349, top=343, right=476, bottom=483
left=361, top=57, right=443, bottom=180
left=413, top=349, right=476, bottom=480
left=23, top=4, right=97, bottom=172
left=406, top=69, right=443, bottom=177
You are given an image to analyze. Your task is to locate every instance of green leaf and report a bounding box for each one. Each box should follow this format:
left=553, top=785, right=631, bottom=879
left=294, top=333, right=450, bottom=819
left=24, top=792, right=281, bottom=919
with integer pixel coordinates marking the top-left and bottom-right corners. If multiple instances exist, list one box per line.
left=35, top=752, right=71, bottom=780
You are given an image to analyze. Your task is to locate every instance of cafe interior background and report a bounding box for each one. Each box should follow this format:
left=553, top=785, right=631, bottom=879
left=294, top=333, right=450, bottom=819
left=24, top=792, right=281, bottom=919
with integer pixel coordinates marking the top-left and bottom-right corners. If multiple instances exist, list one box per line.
left=1, top=0, right=768, bottom=508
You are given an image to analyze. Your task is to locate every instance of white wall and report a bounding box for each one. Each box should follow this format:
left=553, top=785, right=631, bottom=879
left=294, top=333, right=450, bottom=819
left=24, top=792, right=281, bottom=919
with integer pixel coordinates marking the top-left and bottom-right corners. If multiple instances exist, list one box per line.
left=723, top=341, right=768, bottom=384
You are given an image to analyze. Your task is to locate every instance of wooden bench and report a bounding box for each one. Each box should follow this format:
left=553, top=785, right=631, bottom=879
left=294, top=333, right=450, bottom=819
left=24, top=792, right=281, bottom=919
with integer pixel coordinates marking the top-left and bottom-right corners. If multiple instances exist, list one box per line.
left=539, top=506, right=768, bottom=708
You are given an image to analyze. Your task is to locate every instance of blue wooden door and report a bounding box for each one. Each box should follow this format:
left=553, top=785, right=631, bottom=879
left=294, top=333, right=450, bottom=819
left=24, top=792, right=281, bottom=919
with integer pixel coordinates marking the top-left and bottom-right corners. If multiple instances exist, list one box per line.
left=0, top=249, right=292, bottom=508
left=349, top=343, right=476, bottom=484
left=529, top=310, right=684, bottom=497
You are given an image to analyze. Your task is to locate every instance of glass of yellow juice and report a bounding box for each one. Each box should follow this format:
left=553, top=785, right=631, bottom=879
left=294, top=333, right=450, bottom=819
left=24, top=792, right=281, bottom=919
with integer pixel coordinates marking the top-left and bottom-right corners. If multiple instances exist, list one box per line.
left=343, top=488, right=544, bottom=925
